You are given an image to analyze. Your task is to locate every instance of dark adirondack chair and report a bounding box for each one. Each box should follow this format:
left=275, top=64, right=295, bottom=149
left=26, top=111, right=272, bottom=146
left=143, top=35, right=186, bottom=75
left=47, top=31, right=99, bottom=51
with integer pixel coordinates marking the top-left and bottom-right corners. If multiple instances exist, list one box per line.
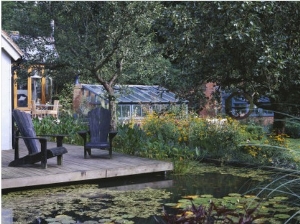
left=9, top=109, right=68, bottom=169
left=78, top=107, right=117, bottom=159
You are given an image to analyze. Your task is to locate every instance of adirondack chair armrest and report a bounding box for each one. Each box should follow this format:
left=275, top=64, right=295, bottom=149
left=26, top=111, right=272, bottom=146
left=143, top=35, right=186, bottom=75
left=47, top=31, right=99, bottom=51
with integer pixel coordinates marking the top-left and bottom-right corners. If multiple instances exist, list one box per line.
left=14, top=136, right=48, bottom=160
left=78, top=130, right=88, bottom=136
left=109, top=131, right=118, bottom=141
left=78, top=130, right=90, bottom=143
left=37, top=134, right=68, bottom=147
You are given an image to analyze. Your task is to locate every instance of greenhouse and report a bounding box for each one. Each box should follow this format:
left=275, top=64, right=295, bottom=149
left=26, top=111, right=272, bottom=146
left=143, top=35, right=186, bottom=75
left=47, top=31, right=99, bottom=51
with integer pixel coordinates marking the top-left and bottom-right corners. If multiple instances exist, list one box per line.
left=76, top=84, right=188, bottom=121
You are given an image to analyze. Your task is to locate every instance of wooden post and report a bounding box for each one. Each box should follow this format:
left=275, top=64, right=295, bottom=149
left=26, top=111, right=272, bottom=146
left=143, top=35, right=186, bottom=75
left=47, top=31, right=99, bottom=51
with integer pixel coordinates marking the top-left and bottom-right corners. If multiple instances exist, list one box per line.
left=13, top=71, right=18, bottom=108
left=27, top=67, right=32, bottom=109
left=41, top=76, right=46, bottom=104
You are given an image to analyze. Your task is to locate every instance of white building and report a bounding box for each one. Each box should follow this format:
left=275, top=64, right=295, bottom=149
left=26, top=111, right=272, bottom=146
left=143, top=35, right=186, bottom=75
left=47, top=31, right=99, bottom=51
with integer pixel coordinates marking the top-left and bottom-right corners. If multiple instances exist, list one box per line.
left=1, top=30, right=24, bottom=150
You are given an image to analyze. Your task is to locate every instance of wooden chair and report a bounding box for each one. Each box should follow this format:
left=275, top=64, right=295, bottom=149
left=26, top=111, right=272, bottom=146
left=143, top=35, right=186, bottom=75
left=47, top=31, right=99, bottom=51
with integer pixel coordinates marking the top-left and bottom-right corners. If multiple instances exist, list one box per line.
left=31, top=100, right=44, bottom=118
left=78, top=107, right=117, bottom=159
left=47, top=100, right=60, bottom=118
left=9, top=109, right=68, bottom=169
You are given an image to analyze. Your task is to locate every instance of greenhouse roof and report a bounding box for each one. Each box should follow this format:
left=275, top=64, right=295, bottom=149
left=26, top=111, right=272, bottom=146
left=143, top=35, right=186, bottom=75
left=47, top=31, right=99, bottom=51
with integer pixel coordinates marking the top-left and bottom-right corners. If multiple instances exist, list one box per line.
left=82, top=84, right=188, bottom=104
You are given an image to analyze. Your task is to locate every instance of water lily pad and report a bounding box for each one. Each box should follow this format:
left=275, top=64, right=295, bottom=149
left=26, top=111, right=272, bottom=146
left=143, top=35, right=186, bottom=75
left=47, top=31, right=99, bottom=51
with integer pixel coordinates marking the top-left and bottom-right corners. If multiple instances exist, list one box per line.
left=200, top=194, right=214, bottom=198
left=178, top=198, right=191, bottom=202
left=274, top=214, right=291, bottom=219
left=193, top=198, right=211, bottom=205
left=276, top=208, right=292, bottom=213
left=223, top=196, right=240, bottom=203
left=244, top=194, right=259, bottom=199
left=98, top=218, right=112, bottom=223
left=45, top=215, right=75, bottom=223
left=228, top=193, right=242, bottom=197
left=164, top=203, right=178, bottom=207
left=273, top=204, right=288, bottom=209
left=182, top=195, right=199, bottom=199
left=121, top=214, right=135, bottom=219
left=273, top=196, right=289, bottom=201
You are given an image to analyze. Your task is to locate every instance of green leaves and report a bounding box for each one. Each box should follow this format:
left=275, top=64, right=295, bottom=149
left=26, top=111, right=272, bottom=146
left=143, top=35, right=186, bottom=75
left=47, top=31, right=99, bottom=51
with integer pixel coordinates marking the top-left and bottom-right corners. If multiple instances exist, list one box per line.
left=157, top=2, right=300, bottom=114
left=33, top=113, right=88, bottom=145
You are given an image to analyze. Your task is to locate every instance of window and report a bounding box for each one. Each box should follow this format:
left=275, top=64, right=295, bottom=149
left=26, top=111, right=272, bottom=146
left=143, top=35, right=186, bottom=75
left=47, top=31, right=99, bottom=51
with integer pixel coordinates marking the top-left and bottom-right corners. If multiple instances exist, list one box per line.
left=132, top=105, right=142, bottom=117
left=117, top=105, right=131, bottom=119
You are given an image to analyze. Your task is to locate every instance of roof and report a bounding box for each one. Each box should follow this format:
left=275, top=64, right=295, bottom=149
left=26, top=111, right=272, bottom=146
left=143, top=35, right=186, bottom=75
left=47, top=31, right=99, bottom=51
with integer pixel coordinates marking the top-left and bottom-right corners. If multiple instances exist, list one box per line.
left=1, top=30, right=24, bottom=61
left=82, top=84, right=188, bottom=104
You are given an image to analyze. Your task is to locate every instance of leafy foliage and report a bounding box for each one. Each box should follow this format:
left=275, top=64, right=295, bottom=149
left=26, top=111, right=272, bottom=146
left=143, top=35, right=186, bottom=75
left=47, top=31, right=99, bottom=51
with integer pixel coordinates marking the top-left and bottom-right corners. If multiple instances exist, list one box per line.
left=114, top=123, right=147, bottom=155
left=157, top=200, right=263, bottom=224
left=31, top=108, right=299, bottom=171
left=285, top=119, right=300, bottom=139
left=2, top=1, right=172, bottom=130
left=32, top=112, right=87, bottom=145
left=114, top=111, right=300, bottom=171
left=3, top=2, right=300, bottom=131
left=156, top=2, right=300, bottom=131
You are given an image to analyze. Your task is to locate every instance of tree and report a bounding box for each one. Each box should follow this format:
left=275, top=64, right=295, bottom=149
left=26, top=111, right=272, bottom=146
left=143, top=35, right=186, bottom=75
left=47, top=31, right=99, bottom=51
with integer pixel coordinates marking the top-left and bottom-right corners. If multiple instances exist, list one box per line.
left=2, top=1, right=66, bottom=95
left=157, top=2, right=300, bottom=133
left=2, top=2, right=172, bottom=130
left=2, top=1, right=51, bottom=37
left=153, top=2, right=210, bottom=111
left=51, top=2, right=171, bottom=130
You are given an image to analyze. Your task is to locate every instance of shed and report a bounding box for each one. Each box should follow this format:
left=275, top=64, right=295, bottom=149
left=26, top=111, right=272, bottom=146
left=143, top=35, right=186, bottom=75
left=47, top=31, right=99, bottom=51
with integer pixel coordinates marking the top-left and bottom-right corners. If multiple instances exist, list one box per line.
left=9, top=29, right=58, bottom=111
left=1, top=30, right=24, bottom=150
left=73, top=84, right=188, bottom=121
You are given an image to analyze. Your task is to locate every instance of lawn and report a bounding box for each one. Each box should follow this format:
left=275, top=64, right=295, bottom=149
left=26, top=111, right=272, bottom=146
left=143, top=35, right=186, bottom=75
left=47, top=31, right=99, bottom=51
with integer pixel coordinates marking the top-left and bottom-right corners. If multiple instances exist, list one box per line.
left=289, top=138, right=300, bottom=153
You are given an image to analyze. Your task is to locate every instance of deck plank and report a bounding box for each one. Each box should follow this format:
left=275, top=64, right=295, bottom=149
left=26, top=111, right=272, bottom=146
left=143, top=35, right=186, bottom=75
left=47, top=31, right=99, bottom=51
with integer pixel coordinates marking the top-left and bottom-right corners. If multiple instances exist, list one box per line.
left=1, top=140, right=173, bottom=189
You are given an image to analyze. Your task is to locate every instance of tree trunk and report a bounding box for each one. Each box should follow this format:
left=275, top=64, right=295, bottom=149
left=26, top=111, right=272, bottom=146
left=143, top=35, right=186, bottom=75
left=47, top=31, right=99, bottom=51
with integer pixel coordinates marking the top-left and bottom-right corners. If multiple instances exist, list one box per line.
left=273, top=111, right=285, bottom=135
left=100, top=80, right=118, bottom=132
left=109, top=95, right=117, bottom=131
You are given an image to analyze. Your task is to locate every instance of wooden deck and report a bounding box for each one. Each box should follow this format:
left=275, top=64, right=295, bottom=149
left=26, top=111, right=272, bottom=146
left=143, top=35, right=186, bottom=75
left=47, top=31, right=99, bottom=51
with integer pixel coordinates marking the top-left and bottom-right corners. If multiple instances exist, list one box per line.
left=1, top=140, right=173, bottom=190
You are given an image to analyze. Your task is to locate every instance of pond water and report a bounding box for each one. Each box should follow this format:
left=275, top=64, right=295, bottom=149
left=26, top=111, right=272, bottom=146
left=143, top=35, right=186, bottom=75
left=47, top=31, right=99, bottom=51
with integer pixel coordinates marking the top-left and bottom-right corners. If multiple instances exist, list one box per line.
left=2, top=163, right=300, bottom=224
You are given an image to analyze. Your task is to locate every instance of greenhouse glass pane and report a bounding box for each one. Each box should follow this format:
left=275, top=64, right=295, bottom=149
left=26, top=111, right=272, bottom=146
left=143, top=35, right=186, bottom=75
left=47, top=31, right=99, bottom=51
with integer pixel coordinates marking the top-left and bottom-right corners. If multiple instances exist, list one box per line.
left=122, top=105, right=131, bottom=118
left=133, top=105, right=142, bottom=117
left=141, top=105, right=149, bottom=116
left=117, top=105, right=122, bottom=118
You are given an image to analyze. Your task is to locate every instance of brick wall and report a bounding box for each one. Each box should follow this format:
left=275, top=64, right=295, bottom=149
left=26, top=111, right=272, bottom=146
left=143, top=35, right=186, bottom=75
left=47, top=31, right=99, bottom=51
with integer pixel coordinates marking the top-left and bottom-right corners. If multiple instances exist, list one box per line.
left=72, top=84, right=83, bottom=113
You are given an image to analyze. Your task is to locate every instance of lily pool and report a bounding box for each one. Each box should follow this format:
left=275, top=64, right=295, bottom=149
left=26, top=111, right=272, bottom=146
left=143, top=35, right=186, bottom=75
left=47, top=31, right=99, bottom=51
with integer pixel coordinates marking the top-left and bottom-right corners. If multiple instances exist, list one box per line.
left=2, top=163, right=300, bottom=224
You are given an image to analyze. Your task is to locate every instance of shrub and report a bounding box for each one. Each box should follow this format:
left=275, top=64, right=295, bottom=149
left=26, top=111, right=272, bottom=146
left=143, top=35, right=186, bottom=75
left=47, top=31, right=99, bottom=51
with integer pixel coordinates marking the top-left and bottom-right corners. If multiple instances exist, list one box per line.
left=33, top=108, right=299, bottom=171
left=114, top=123, right=147, bottom=155
left=115, top=112, right=250, bottom=166
left=239, top=133, right=299, bottom=169
left=188, top=117, right=247, bottom=161
left=285, top=119, right=300, bottom=138
left=243, top=123, right=265, bottom=140
left=33, top=112, right=88, bottom=145
left=115, top=111, right=300, bottom=170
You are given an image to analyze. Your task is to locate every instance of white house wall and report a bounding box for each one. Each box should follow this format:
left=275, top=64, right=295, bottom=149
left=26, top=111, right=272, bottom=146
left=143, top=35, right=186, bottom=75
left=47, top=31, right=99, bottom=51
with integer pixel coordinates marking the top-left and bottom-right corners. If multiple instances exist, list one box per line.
left=1, top=50, right=13, bottom=150
left=1, top=30, right=23, bottom=150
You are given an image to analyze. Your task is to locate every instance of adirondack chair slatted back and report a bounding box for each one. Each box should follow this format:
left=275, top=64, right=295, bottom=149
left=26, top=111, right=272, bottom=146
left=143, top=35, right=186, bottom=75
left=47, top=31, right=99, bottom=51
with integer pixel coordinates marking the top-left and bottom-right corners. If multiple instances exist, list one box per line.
left=13, top=110, right=39, bottom=154
left=88, top=107, right=111, bottom=143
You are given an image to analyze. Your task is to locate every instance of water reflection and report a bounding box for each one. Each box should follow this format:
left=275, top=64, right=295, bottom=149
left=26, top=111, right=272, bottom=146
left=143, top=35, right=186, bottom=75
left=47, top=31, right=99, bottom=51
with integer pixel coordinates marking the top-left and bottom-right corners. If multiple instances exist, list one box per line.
left=165, top=173, right=258, bottom=202
left=2, top=167, right=299, bottom=224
